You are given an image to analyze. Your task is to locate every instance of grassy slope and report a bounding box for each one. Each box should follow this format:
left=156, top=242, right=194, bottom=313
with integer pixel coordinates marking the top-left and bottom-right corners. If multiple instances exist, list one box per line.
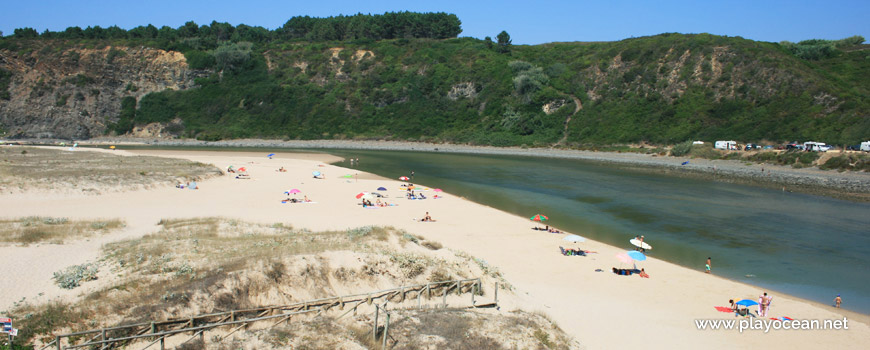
left=3, top=33, right=868, bottom=146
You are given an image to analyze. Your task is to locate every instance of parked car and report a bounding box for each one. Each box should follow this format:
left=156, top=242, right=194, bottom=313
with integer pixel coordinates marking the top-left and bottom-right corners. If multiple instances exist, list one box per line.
left=847, top=145, right=861, bottom=151
left=786, top=143, right=803, bottom=151
left=763, top=145, right=774, bottom=150
left=744, top=143, right=760, bottom=151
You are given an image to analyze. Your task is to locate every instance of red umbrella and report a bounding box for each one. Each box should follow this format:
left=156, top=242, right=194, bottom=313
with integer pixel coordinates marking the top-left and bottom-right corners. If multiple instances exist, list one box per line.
left=399, top=176, right=410, bottom=181
left=238, top=167, right=247, bottom=172
left=530, top=214, right=549, bottom=222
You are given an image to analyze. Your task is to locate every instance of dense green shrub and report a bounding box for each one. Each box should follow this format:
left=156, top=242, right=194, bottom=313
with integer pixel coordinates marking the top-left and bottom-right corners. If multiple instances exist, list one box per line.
left=819, top=154, right=869, bottom=171
left=184, top=50, right=215, bottom=69
left=669, top=141, right=693, bottom=156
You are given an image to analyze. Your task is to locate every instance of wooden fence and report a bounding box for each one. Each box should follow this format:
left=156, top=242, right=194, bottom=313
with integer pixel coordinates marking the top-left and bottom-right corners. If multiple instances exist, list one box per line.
left=36, top=278, right=498, bottom=350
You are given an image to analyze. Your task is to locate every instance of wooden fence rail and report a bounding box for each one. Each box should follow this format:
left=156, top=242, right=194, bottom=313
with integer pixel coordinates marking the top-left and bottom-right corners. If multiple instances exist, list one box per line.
left=37, top=277, right=495, bottom=350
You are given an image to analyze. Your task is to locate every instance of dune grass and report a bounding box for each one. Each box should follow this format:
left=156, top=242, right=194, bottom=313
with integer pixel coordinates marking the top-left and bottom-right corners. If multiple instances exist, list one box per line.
left=8, top=218, right=521, bottom=347
left=0, top=216, right=125, bottom=244
left=0, top=146, right=222, bottom=193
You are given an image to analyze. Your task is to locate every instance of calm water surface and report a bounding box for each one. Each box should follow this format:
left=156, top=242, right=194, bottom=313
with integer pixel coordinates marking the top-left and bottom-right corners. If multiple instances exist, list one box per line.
left=324, top=149, right=870, bottom=314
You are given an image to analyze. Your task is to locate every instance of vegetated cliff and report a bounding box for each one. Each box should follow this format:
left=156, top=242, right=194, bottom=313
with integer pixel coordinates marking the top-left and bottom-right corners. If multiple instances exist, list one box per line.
left=0, top=33, right=867, bottom=145
left=0, top=41, right=207, bottom=139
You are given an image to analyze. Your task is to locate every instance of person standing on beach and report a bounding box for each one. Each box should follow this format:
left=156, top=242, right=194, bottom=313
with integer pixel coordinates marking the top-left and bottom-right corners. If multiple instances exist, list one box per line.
left=410, top=170, right=415, bottom=179
left=835, top=294, right=842, bottom=308
left=758, top=293, right=766, bottom=316
left=706, top=257, right=711, bottom=274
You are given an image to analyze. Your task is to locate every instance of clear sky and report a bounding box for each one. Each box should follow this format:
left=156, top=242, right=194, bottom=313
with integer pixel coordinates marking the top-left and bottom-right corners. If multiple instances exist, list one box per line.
left=1, top=0, right=867, bottom=44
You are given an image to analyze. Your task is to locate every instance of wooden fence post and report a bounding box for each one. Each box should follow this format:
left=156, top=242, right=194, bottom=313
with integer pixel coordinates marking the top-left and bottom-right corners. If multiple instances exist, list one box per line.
left=372, top=305, right=379, bottom=340
left=442, top=285, right=447, bottom=308
left=494, top=282, right=499, bottom=304
left=382, top=312, right=391, bottom=349
left=55, top=335, right=61, bottom=350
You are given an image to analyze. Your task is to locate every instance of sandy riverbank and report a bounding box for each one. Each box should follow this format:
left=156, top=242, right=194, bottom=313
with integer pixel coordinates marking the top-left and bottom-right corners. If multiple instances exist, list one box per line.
left=77, top=138, right=870, bottom=201
left=1, top=147, right=868, bottom=349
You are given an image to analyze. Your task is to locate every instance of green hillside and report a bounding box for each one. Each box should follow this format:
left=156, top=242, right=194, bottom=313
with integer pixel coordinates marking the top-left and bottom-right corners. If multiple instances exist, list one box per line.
left=1, top=13, right=868, bottom=146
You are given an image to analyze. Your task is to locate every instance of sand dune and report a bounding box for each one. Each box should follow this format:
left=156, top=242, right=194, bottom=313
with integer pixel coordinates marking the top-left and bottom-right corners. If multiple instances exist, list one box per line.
left=1, top=147, right=867, bottom=349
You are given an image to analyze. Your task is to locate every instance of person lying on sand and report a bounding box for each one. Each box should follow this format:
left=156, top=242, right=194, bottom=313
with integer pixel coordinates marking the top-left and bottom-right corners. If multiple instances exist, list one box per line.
left=612, top=267, right=633, bottom=276
left=638, top=268, right=650, bottom=278
left=421, top=212, right=435, bottom=222
left=277, top=167, right=287, bottom=172
left=548, top=227, right=561, bottom=233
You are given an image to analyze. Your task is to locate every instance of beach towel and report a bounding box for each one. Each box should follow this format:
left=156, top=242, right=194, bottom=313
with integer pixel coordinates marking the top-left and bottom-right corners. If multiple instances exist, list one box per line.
left=714, top=306, right=733, bottom=313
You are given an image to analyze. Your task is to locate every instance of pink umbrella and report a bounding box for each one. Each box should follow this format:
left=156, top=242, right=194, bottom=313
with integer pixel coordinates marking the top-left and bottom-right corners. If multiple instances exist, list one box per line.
left=433, top=188, right=443, bottom=192
left=615, top=253, right=633, bottom=264
left=288, top=189, right=301, bottom=194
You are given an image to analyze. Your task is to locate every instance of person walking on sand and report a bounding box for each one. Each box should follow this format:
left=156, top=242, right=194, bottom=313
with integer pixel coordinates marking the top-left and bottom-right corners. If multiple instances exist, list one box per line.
left=706, top=257, right=712, bottom=274
left=835, top=294, right=842, bottom=308
left=765, top=293, right=773, bottom=316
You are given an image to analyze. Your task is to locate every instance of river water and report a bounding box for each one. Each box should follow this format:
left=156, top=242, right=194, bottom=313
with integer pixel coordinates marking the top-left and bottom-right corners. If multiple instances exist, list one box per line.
left=324, top=149, right=870, bottom=314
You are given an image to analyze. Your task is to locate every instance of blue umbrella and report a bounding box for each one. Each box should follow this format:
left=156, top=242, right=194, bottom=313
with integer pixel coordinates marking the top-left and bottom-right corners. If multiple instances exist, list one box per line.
left=681, top=161, right=690, bottom=165
left=312, top=171, right=321, bottom=176
left=626, top=251, right=646, bottom=261
left=377, top=187, right=387, bottom=191
left=736, top=299, right=758, bottom=307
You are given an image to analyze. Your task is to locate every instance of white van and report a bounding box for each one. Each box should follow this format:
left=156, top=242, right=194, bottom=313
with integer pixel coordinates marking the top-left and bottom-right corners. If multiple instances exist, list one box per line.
left=803, top=141, right=831, bottom=152
left=714, top=141, right=737, bottom=150
left=861, top=141, right=870, bottom=152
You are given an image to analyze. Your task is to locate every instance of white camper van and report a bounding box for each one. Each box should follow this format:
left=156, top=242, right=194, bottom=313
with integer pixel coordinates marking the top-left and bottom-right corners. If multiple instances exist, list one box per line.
left=861, top=141, right=870, bottom=152
left=803, top=141, right=831, bottom=152
left=714, top=141, right=737, bottom=150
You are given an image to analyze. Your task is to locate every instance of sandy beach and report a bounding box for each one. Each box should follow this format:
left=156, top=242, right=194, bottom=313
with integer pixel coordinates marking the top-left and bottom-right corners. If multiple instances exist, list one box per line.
left=1, top=147, right=868, bottom=349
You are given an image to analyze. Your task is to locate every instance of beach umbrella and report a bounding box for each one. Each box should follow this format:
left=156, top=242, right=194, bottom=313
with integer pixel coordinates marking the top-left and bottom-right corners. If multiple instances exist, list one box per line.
left=627, top=251, right=647, bottom=261
left=630, top=238, right=652, bottom=250
left=433, top=188, right=443, bottom=192
left=530, top=214, right=549, bottom=223
left=736, top=299, right=759, bottom=307
left=563, top=235, right=586, bottom=243
left=238, top=167, right=247, bottom=172
left=399, top=176, right=410, bottom=181
left=681, top=161, right=690, bottom=165
left=615, top=253, right=633, bottom=264
left=312, top=171, right=321, bottom=176
left=288, top=189, right=301, bottom=194
left=342, top=174, right=353, bottom=178
left=356, top=192, right=375, bottom=200
left=377, top=187, right=387, bottom=191
left=267, top=153, right=275, bottom=158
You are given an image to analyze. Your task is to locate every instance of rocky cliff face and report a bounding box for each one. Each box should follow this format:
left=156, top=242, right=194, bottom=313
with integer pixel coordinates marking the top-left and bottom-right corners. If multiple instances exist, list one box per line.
left=0, top=42, right=208, bottom=139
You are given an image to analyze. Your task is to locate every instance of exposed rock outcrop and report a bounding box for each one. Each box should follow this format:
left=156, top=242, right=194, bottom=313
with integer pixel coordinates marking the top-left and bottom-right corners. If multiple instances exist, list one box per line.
left=0, top=43, right=209, bottom=139
left=447, top=82, right=477, bottom=100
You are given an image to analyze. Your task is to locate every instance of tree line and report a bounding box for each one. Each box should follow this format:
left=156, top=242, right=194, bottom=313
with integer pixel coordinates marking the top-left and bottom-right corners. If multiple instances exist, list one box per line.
left=6, top=11, right=462, bottom=44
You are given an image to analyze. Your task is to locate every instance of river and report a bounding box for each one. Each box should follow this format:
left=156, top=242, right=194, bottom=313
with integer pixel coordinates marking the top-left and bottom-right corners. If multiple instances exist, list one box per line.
left=324, top=149, right=870, bottom=314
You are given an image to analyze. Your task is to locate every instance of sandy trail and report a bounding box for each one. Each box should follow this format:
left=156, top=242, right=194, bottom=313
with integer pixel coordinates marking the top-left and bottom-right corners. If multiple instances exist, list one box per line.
left=1, top=148, right=867, bottom=349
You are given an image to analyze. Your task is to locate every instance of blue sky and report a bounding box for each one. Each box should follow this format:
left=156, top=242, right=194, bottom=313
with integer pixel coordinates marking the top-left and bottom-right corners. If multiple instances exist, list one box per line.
left=1, top=0, right=867, bottom=44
